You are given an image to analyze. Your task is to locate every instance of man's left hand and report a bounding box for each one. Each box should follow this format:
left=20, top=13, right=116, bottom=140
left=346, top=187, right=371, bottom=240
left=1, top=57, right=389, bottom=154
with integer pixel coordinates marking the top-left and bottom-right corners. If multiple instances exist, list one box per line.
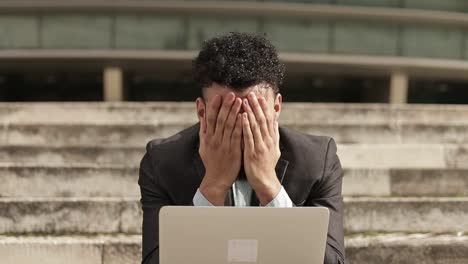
left=241, top=92, right=282, bottom=206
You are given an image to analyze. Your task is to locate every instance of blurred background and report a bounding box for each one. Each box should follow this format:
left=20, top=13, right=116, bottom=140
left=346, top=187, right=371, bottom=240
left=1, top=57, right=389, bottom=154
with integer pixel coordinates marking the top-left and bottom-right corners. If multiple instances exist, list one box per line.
left=0, top=1, right=467, bottom=264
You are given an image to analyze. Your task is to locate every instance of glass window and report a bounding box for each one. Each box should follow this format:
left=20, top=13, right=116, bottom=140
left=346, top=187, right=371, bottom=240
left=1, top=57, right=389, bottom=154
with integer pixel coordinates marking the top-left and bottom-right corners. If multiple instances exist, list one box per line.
left=404, top=0, right=467, bottom=12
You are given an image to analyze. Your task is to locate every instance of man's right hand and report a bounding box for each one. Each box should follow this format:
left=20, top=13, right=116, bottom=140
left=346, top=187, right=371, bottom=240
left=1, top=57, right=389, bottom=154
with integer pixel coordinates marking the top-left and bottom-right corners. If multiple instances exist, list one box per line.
left=198, top=92, right=243, bottom=205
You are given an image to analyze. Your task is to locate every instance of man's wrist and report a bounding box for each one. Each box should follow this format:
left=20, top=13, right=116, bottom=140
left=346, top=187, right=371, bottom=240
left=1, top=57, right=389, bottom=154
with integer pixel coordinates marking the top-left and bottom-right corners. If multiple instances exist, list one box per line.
left=199, top=176, right=231, bottom=206
left=251, top=174, right=282, bottom=206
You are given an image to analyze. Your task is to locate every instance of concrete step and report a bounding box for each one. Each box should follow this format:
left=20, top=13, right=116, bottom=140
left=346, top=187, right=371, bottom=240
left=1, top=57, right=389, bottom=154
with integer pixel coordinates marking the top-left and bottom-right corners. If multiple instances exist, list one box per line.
left=0, top=123, right=187, bottom=147
left=0, top=146, right=144, bottom=166
left=2, top=122, right=468, bottom=146
left=1, top=102, right=467, bottom=125
left=0, top=234, right=141, bottom=264
left=338, top=144, right=468, bottom=169
left=1, top=197, right=467, bottom=234
left=343, top=168, right=468, bottom=197
left=0, top=144, right=466, bottom=169
left=0, top=164, right=139, bottom=198
left=1, top=164, right=467, bottom=198
left=0, top=197, right=140, bottom=234
left=1, top=102, right=468, bottom=146
left=0, top=102, right=196, bottom=125
left=344, top=197, right=468, bottom=233
left=0, top=233, right=467, bottom=264
left=346, top=233, right=468, bottom=264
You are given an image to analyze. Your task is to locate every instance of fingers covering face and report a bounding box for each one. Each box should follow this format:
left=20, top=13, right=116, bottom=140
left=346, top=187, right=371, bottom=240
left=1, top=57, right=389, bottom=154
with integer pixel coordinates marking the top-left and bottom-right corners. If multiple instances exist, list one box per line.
left=247, top=93, right=271, bottom=139
left=205, top=94, right=222, bottom=136
left=242, top=112, right=255, bottom=152
left=258, top=96, right=275, bottom=137
left=224, top=97, right=243, bottom=144
left=202, top=92, right=277, bottom=151
left=231, top=114, right=243, bottom=149
left=243, top=98, right=264, bottom=146
left=215, top=93, right=235, bottom=137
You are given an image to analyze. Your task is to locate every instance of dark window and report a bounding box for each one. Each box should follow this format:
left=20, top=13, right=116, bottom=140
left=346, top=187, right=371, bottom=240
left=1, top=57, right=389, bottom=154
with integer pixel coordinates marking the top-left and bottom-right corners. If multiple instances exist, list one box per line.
left=0, top=72, right=102, bottom=101
left=282, top=74, right=389, bottom=103
left=126, top=71, right=198, bottom=101
left=408, top=79, right=468, bottom=104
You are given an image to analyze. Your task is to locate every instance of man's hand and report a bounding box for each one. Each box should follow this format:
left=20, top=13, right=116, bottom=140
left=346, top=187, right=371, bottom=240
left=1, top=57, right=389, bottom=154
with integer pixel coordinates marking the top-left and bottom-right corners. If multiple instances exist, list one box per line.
left=242, top=92, right=282, bottom=206
left=198, top=92, right=243, bottom=205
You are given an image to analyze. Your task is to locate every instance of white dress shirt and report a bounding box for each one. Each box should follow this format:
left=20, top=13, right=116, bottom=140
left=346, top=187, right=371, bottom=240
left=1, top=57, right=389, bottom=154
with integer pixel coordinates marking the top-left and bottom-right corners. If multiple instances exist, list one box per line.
left=193, top=177, right=294, bottom=207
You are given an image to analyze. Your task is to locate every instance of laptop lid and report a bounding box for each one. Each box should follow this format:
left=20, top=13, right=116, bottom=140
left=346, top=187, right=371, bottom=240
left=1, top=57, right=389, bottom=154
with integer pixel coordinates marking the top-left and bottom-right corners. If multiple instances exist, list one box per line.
left=159, top=206, right=329, bottom=264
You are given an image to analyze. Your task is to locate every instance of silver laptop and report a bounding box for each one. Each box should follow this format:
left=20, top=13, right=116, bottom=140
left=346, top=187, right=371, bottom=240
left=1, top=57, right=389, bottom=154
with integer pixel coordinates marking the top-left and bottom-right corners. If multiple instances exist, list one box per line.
left=159, top=206, right=329, bottom=264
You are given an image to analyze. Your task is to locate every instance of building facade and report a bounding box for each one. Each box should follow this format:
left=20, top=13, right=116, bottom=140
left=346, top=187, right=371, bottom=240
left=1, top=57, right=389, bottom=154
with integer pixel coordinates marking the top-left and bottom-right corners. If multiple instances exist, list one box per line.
left=1, top=0, right=468, bottom=103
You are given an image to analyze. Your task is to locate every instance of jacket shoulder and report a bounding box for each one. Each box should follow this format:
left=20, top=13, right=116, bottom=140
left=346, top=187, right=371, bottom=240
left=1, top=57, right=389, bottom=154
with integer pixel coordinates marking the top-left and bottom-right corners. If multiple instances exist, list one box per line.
left=145, top=123, right=199, bottom=162
left=279, top=126, right=338, bottom=182
left=280, top=126, right=335, bottom=154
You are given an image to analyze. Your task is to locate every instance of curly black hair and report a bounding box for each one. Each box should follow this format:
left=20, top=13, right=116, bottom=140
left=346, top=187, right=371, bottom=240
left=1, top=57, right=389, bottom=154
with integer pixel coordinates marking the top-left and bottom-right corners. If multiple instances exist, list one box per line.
left=193, top=32, right=284, bottom=94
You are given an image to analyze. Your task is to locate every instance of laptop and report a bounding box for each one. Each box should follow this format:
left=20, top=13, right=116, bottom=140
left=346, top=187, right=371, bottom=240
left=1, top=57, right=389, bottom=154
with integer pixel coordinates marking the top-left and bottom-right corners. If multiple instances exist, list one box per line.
left=159, top=206, right=330, bottom=264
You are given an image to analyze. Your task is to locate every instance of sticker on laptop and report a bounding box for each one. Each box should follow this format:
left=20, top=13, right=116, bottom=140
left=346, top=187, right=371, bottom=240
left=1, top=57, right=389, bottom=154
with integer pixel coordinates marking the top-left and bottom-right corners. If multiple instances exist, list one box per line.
left=227, top=239, right=258, bottom=262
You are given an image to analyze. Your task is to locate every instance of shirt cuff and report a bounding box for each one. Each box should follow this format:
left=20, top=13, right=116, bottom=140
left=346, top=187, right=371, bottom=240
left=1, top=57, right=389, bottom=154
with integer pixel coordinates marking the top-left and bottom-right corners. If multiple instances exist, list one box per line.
left=193, top=188, right=216, bottom=206
left=263, top=186, right=294, bottom=208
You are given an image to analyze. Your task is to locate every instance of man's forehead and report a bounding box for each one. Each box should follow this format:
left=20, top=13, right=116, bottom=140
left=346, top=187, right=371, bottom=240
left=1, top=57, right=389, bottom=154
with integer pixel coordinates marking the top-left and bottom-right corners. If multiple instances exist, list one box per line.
left=204, top=82, right=272, bottom=100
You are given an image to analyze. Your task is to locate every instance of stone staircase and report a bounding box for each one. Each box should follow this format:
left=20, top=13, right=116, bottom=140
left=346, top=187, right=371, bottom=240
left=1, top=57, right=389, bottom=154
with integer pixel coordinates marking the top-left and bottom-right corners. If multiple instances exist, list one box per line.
left=0, top=102, right=467, bottom=264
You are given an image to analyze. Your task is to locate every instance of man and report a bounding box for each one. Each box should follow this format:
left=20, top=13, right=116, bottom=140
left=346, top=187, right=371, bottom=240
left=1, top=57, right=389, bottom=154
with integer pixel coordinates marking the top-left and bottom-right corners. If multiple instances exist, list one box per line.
left=138, top=32, right=345, bottom=264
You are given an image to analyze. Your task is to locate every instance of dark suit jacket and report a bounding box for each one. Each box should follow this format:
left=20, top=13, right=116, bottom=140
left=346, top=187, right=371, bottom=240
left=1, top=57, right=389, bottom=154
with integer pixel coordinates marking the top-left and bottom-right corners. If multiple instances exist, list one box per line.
left=138, top=123, right=345, bottom=264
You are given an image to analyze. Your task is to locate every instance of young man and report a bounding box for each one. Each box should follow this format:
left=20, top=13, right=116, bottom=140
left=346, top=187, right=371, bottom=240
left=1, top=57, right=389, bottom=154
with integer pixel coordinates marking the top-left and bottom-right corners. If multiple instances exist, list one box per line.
left=138, top=32, right=345, bottom=264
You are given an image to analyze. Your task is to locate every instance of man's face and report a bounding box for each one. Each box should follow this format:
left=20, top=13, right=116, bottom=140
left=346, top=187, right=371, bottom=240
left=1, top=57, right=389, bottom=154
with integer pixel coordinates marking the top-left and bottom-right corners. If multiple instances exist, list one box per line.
left=196, top=82, right=282, bottom=149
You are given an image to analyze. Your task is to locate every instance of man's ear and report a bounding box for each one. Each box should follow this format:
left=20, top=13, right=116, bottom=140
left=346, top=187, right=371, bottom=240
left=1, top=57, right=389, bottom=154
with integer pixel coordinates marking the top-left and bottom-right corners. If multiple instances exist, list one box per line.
left=196, top=97, right=206, bottom=123
left=273, top=93, right=282, bottom=121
